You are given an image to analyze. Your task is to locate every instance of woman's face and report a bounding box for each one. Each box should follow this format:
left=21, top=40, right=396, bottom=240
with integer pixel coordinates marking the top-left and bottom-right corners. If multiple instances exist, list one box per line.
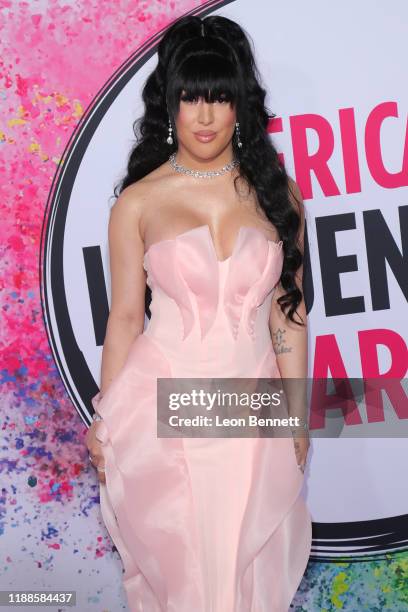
left=174, top=90, right=237, bottom=160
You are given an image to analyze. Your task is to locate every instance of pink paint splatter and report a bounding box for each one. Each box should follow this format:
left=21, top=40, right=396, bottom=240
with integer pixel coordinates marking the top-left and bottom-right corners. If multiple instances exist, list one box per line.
left=0, top=1, right=208, bottom=604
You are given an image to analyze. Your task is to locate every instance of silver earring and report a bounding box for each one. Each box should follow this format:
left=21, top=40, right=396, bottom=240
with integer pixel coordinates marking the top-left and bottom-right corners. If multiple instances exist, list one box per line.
left=235, top=121, right=242, bottom=148
left=166, top=119, right=173, bottom=145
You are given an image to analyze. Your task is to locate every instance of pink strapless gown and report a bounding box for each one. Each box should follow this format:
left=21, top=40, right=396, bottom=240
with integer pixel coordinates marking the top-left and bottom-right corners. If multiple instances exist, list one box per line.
left=91, top=225, right=312, bottom=612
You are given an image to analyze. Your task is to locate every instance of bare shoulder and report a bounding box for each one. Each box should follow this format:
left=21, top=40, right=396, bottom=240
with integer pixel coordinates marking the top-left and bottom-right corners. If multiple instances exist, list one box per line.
left=111, top=179, right=152, bottom=217
left=109, top=161, right=171, bottom=236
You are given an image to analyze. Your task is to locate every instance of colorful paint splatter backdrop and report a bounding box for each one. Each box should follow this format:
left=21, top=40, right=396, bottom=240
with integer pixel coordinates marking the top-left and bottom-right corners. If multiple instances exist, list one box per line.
left=0, top=1, right=407, bottom=610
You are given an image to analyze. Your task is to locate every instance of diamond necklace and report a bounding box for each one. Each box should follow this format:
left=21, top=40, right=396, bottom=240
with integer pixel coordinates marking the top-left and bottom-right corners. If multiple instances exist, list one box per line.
left=168, top=152, right=239, bottom=178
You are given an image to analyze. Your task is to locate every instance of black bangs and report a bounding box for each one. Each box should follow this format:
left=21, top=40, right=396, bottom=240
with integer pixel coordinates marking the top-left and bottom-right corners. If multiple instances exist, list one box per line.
left=166, top=39, right=241, bottom=116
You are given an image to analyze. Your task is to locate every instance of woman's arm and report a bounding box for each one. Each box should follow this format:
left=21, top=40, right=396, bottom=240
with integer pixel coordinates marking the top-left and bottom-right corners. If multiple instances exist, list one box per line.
left=269, top=178, right=309, bottom=469
left=99, top=187, right=147, bottom=396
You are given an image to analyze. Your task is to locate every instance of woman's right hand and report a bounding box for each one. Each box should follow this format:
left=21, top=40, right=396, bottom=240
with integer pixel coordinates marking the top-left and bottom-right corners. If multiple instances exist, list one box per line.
left=85, top=421, right=106, bottom=484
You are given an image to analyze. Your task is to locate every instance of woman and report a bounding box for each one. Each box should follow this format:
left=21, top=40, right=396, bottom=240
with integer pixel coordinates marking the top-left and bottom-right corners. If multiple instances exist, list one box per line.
left=86, top=14, right=311, bottom=612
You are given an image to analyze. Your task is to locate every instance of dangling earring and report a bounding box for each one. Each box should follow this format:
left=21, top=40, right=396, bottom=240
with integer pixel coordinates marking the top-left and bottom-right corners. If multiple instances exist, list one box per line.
left=235, top=121, right=242, bottom=148
left=166, top=118, right=173, bottom=145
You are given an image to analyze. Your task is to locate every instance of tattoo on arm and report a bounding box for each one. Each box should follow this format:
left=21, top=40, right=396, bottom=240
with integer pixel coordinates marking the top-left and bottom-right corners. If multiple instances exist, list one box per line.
left=272, top=328, right=293, bottom=354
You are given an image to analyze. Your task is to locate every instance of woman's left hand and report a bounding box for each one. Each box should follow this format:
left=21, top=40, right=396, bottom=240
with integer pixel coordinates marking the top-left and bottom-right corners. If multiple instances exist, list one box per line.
left=293, top=435, right=310, bottom=473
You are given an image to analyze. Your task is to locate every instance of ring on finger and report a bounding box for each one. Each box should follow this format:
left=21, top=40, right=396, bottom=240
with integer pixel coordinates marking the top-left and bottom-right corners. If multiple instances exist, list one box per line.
left=88, top=453, right=105, bottom=472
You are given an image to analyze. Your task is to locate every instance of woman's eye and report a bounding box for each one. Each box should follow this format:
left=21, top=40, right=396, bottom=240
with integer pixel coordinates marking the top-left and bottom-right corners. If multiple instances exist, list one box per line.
left=180, top=94, right=199, bottom=104
left=180, top=93, right=229, bottom=105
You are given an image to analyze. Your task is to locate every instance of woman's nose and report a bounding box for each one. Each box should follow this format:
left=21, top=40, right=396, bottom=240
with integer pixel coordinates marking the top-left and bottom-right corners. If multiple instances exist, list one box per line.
left=197, top=100, right=214, bottom=124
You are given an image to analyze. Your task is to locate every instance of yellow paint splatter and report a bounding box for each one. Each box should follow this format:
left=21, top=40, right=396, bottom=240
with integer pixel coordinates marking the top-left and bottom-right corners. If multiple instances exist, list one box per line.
left=28, top=141, right=49, bottom=161
left=331, top=571, right=349, bottom=609
left=73, top=100, right=84, bottom=118
left=55, top=93, right=69, bottom=107
left=8, top=118, right=27, bottom=127
left=35, top=93, right=53, bottom=104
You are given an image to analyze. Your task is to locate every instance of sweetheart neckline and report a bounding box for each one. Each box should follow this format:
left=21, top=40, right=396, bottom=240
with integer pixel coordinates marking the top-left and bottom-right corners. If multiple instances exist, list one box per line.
left=143, top=224, right=283, bottom=264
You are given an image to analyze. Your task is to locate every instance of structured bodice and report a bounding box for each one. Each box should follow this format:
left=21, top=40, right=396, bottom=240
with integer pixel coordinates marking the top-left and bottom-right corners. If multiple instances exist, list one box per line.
left=142, top=224, right=284, bottom=345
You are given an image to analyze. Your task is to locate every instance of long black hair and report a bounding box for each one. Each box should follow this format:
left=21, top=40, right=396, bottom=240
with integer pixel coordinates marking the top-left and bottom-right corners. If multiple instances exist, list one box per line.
left=114, top=14, right=305, bottom=326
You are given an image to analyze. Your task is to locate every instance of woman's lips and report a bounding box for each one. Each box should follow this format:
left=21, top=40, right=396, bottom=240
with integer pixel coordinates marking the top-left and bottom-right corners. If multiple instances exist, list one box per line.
left=194, top=131, right=217, bottom=143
